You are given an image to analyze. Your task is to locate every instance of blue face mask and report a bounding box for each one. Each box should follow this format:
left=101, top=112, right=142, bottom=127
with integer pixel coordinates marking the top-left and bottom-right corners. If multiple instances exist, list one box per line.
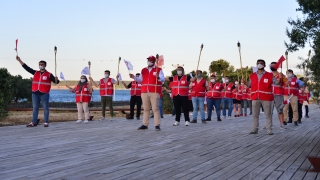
left=197, top=74, right=201, bottom=78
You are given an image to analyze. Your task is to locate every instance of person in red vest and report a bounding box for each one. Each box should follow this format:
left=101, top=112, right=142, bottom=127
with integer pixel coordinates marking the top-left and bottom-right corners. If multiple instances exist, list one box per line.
left=129, top=55, right=165, bottom=131
left=270, top=62, right=287, bottom=129
left=190, top=70, right=209, bottom=123
left=302, top=85, right=310, bottom=118
left=205, top=73, right=224, bottom=121
left=240, top=79, right=248, bottom=116
left=283, top=70, right=304, bottom=126
left=121, top=73, right=142, bottom=120
left=233, top=81, right=242, bottom=117
left=90, top=70, right=118, bottom=121
left=16, top=56, right=59, bottom=127
left=66, top=75, right=92, bottom=123
left=166, top=66, right=191, bottom=126
left=221, top=76, right=235, bottom=119
left=248, top=59, right=274, bottom=135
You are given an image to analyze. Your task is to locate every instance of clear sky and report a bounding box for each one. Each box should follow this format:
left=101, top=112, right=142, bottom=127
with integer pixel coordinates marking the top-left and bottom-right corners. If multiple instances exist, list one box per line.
left=0, top=0, right=311, bottom=80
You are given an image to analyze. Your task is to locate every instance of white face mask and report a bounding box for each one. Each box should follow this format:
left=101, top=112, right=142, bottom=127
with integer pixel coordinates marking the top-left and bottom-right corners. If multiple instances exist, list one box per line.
left=287, top=73, right=293, bottom=78
left=39, top=66, right=45, bottom=70
left=241, top=83, right=244, bottom=85
left=177, top=70, right=182, bottom=75
left=225, top=79, right=229, bottom=83
left=147, top=62, right=154, bottom=67
left=210, top=79, right=216, bottom=83
left=235, top=81, right=239, bottom=85
left=105, top=74, right=109, bottom=78
left=257, top=64, right=264, bottom=69
left=80, top=79, right=86, bottom=83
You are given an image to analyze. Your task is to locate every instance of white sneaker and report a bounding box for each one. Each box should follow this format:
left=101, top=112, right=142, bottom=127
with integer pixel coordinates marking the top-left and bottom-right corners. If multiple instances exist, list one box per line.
left=185, top=121, right=189, bottom=126
left=280, top=125, right=287, bottom=130
left=228, top=116, right=231, bottom=119
left=222, top=116, right=226, bottom=119
left=99, top=117, right=106, bottom=121
left=84, top=120, right=88, bottom=123
left=189, top=112, right=193, bottom=116
left=76, top=120, right=82, bottom=123
left=173, top=121, right=180, bottom=126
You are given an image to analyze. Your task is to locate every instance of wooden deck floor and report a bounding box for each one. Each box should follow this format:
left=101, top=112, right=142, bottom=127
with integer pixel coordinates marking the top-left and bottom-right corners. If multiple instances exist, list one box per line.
left=1, top=105, right=320, bottom=180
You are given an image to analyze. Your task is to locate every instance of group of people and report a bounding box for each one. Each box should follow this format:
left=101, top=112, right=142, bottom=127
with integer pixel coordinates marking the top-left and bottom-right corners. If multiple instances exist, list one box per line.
left=16, top=56, right=311, bottom=134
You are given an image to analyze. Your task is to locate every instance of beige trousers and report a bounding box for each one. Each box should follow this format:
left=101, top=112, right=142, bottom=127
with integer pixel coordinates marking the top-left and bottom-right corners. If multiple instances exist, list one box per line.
left=141, top=92, right=160, bottom=126
left=76, top=102, right=90, bottom=120
left=283, top=95, right=298, bottom=122
left=252, top=100, right=273, bottom=132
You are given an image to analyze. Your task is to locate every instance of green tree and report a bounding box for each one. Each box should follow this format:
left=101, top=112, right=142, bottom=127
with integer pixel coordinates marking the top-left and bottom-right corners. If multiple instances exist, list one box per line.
left=11, top=75, right=32, bottom=102
left=209, top=59, right=230, bottom=77
left=0, top=68, right=14, bottom=120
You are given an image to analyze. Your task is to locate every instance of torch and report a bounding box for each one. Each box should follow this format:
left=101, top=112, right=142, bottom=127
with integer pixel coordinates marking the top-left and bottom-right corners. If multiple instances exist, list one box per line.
left=155, top=54, right=159, bottom=93
left=237, top=41, right=244, bottom=79
left=196, top=44, right=204, bottom=72
left=54, top=46, right=57, bottom=84
left=117, top=57, right=121, bottom=85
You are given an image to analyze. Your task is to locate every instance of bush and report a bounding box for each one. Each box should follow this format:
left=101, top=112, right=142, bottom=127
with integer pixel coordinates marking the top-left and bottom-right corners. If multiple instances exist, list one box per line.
left=0, top=68, right=14, bottom=120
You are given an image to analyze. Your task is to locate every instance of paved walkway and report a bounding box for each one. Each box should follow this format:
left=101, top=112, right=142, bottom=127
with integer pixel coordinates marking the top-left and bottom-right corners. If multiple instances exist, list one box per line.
left=0, top=105, right=319, bottom=180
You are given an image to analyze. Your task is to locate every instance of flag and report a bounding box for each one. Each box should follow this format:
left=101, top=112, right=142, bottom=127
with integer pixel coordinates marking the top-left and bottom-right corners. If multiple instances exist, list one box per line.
left=123, top=59, right=133, bottom=71
left=60, top=72, right=65, bottom=80
left=189, top=73, right=193, bottom=78
left=117, top=73, right=122, bottom=81
left=157, top=55, right=164, bottom=67
left=14, top=39, right=18, bottom=51
left=222, top=78, right=226, bottom=83
left=81, top=67, right=89, bottom=75
left=252, top=66, right=258, bottom=73
left=274, top=55, right=286, bottom=69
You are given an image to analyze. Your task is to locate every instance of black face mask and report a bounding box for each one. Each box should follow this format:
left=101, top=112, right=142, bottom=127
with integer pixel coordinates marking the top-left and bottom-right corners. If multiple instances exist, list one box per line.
left=270, top=67, right=277, bottom=71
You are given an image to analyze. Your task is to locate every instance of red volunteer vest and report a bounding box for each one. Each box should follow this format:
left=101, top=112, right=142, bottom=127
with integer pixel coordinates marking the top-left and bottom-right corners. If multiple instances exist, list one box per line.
left=191, top=79, right=207, bottom=97
left=236, top=86, right=242, bottom=100
left=75, top=83, right=91, bottom=103
left=188, top=90, right=192, bottom=100
left=32, top=71, right=52, bottom=93
left=272, top=73, right=284, bottom=95
left=206, top=82, right=223, bottom=99
left=222, top=83, right=233, bottom=98
left=99, top=78, right=114, bottom=96
left=247, top=88, right=252, bottom=100
left=171, top=75, right=189, bottom=96
left=141, top=67, right=162, bottom=94
left=298, top=91, right=304, bottom=104
left=130, top=81, right=141, bottom=96
left=250, top=72, right=274, bottom=101
left=284, top=77, right=299, bottom=96
left=241, top=85, right=247, bottom=100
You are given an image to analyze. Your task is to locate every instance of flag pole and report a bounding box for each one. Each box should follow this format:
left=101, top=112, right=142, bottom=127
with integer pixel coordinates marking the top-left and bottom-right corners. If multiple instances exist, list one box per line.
left=237, top=41, right=244, bottom=79
left=196, top=44, right=204, bottom=72
left=155, top=54, right=159, bottom=93
left=15, top=39, right=18, bottom=56
left=285, top=51, right=288, bottom=72
left=117, top=57, right=121, bottom=85
left=54, top=46, right=57, bottom=84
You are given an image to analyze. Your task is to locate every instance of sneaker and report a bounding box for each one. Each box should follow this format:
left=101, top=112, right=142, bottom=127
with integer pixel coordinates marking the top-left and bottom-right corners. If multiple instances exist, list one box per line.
left=283, top=121, right=287, bottom=125
left=249, top=130, right=258, bottom=134
left=84, top=120, right=88, bottom=123
left=44, top=123, right=49, bottom=127
left=99, top=117, right=106, bottom=121
left=205, top=118, right=211, bottom=121
left=126, top=117, right=134, bottom=120
left=189, top=112, right=193, bottom=116
left=136, top=117, right=140, bottom=120
left=294, top=122, right=299, bottom=126
left=137, top=125, right=148, bottom=130
left=249, top=112, right=252, bottom=115
left=76, top=120, right=82, bottom=123
left=263, top=126, right=266, bottom=129
left=217, top=118, right=222, bottom=121
left=239, top=114, right=243, bottom=116
left=150, top=115, right=154, bottom=118
left=190, top=120, right=197, bottom=123
left=26, top=122, right=37, bottom=127
left=306, top=115, right=309, bottom=118
left=185, top=121, right=190, bottom=126
left=202, top=120, right=206, bottom=124
left=298, top=120, right=302, bottom=124
left=155, top=126, right=161, bottom=131
left=161, top=115, right=164, bottom=118
left=244, top=114, right=247, bottom=117
left=110, top=117, right=113, bottom=121
left=173, top=121, right=180, bottom=126
left=36, top=119, right=40, bottom=125
left=222, top=116, right=226, bottom=119
left=288, top=119, right=292, bottom=123
left=266, top=131, right=273, bottom=135
left=280, top=125, right=287, bottom=130
left=228, top=116, right=231, bottom=119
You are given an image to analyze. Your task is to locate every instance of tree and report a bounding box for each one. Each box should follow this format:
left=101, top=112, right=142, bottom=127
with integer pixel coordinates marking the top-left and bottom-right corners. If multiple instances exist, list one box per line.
left=0, top=68, right=14, bottom=120
left=209, top=59, right=230, bottom=77
left=11, top=75, right=32, bottom=102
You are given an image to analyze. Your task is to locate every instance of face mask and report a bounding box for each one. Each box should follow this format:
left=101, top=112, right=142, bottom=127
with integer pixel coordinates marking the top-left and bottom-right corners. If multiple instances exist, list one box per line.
left=287, top=73, right=293, bottom=78
left=147, top=62, right=154, bottom=67
left=105, top=74, right=109, bottom=78
left=299, top=90, right=302, bottom=93
left=80, top=79, right=86, bottom=83
left=235, top=82, right=239, bottom=85
left=177, top=70, right=182, bottom=75
left=39, top=66, right=45, bottom=70
left=225, top=79, right=229, bottom=83
left=197, top=74, right=201, bottom=78
left=210, top=79, right=215, bottom=83
left=270, top=67, right=277, bottom=71
left=241, top=83, right=244, bottom=85
left=257, top=64, right=264, bottom=69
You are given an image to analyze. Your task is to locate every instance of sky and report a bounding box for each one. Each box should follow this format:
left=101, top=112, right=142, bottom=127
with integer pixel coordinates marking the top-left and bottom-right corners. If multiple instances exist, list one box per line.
left=0, top=0, right=312, bottom=80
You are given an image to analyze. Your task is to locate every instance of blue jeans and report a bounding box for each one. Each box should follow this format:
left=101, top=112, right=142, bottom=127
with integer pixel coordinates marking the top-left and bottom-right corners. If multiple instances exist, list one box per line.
left=159, top=98, right=163, bottom=116
left=241, top=99, right=248, bottom=114
left=207, top=98, right=221, bottom=119
left=192, top=97, right=205, bottom=120
left=222, top=98, right=233, bottom=117
left=32, top=93, right=50, bottom=123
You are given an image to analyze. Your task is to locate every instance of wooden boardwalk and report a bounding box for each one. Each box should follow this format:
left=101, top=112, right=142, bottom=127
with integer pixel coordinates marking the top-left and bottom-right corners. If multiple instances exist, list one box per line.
left=0, top=105, right=320, bottom=180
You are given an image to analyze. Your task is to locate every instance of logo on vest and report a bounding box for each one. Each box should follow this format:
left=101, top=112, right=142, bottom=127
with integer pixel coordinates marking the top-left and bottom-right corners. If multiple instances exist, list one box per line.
left=291, top=82, right=295, bottom=85
left=42, top=76, right=47, bottom=80
left=181, top=81, right=185, bottom=84
left=108, top=82, right=111, bottom=85
left=216, top=86, right=219, bottom=89
left=263, top=79, right=268, bottom=83
left=84, top=88, right=87, bottom=91
left=228, top=87, right=231, bottom=90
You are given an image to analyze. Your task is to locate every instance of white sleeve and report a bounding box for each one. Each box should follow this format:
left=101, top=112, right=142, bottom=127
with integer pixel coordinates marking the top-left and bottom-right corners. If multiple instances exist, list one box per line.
left=158, top=70, right=165, bottom=82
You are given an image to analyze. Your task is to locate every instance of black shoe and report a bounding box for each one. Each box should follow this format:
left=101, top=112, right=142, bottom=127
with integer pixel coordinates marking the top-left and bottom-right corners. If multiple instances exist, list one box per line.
left=202, top=120, right=206, bottom=124
left=190, top=120, right=197, bottom=123
left=294, top=122, right=299, bottom=126
left=249, top=112, right=252, bottom=115
left=136, top=117, right=140, bottom=120
left=298, top=120, right=302, bottom=124
left=155, top=126, right=161, bottom=131
left=150, top=115, right=154, bottom=118
left=217, top=118, right=222, bottom=121
left=161, top=115, right=164, bottom=118
left=205, top=118, right=211, bottom=121
left=288, top=119, right=293, bottom=123
left=36, top=119, right=40, bottom=125
left=126, top=117, right=134, bottom=120
left=283, top=121, right=287, bottom=125
left=137, top=125, right=148, bottom=130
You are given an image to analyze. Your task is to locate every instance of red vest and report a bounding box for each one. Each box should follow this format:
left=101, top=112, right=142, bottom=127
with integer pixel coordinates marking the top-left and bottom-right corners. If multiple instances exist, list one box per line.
left=241, top=85, right=247, bottom=100
left=75, top=83, right=91, bottom=103
left=250, top=72, right=274, bottom=101
left=206, top=82, right=223, bottom=99
left=99, top=78, right=114, bottom=96
left=272, top=73, right=284, bottom=95
left=222, top=83, right=233, bottom=98
left=32, top=71, right=52, bottom=93
left=236, top=86, right=242, bottom=100
left=171, top=75, right=189, bottom=96
left=247, top=88, right=252, bottom=100
left=298, top=91, right=304, bottom=104
left=284, top=77, right=299, bottom=96
left=141, top=67, right=162, bottom=94
left=188, top=90, right=192, bottom=100
left=191, top=79, right=207, bottom=97
left=130, top=81, right=141, bottom=96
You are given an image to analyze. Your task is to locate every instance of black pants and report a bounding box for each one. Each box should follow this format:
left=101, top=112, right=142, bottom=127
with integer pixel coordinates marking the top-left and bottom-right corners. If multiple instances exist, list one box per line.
left=173, top=95, right=190, bottom=122
left=129, top=95, right=142, bottom=118
left=305, top=105, right=309, bottom=116
left=289, top=104, right=293, bottom=120
left=298, top=102, right=302, bottom=122
left=188, top=99, right=193, bottom=112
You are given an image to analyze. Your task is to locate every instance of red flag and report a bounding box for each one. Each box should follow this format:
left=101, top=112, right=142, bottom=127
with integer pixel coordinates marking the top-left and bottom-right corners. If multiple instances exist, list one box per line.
left=157, top=55, right=164, bottom=67
left=274, top=55, right=286, bottom=69
left=15, top=39, right=18, bottom=51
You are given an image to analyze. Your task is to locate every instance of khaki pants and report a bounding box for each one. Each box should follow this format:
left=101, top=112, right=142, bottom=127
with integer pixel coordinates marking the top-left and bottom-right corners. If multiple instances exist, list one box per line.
left=76, top=102, right=90, bottom=120
left=141, top=92, right=160, bottom=126
left=252, top=100, right=272, bottom=132
left=283, top=95, right=298, bottom=122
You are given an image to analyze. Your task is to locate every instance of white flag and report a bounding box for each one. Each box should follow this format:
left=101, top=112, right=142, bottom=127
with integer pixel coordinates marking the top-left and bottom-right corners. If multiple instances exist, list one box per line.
left=81, top=67, right=89, bottom=75
left=60, top=72, right=65, bottom=80
left=222, top=77, right=226, bottom=83
left=117, top=73, right=122, bottom=81
left=189, top=73, right=193, bottom=78
left=252, top=66, right=258, bottom=73
left=123, top=59, right=133, bottom=71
